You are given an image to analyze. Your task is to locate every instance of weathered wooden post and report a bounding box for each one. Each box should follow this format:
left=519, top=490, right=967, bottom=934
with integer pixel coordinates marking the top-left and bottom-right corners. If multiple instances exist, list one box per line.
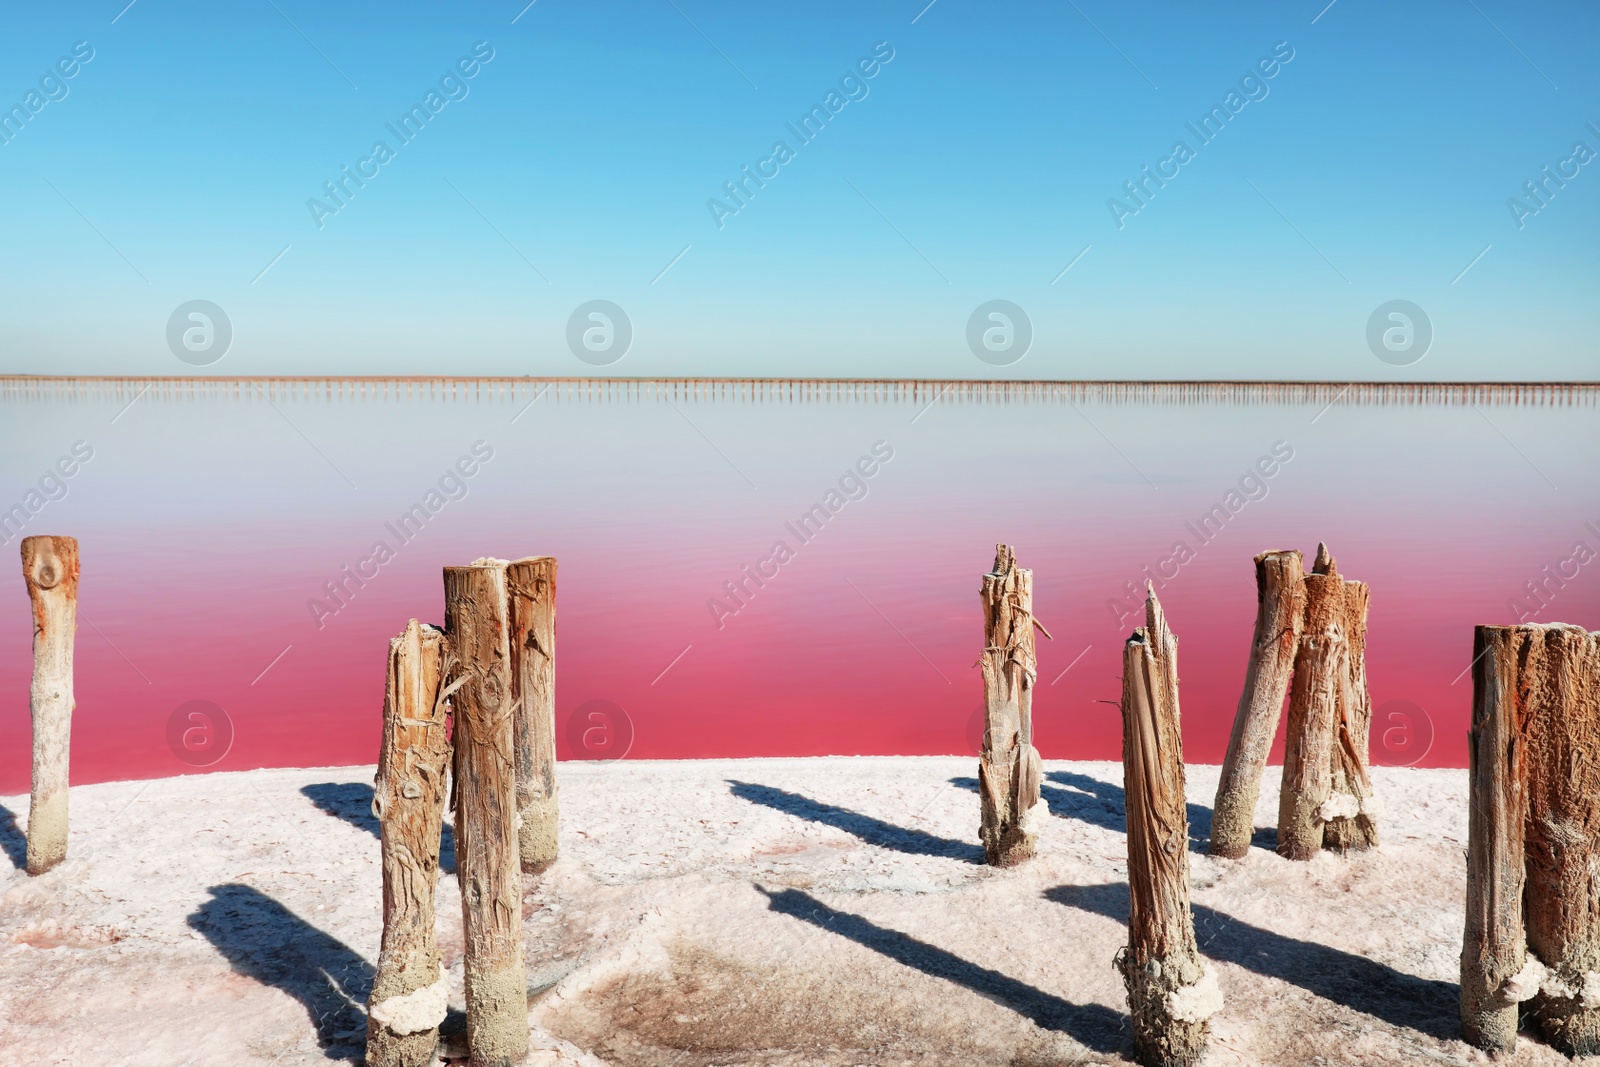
left=979, top=544, right=1047, bottom=867
left=1325, top=577, right=1379, bottom=850
left=1209, top=549, right=1304, bottom=858
left=506, top=556, right=558, bottom=873
left=1520, top=624, right=1600, bottom=1055
left=1276, top=545, right=1346, bottom=860
left=1119, top=588, right=1220, bottom=1067
left=367, top=620, right=454, bottom=1067
left=21, top=535, right=78, bottom=876
left=444, top=562, right=530, bottom=1067
left=1460, top=624, right=1534, bottom=1052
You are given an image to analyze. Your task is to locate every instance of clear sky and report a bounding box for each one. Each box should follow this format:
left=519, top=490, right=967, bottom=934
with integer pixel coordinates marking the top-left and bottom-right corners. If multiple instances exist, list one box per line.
left=0, top=0, right=1595, bottom=380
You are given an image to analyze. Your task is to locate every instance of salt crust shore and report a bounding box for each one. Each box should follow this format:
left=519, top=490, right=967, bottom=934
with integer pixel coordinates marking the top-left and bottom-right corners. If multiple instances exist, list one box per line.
left=0, top=758, right=1553, bottom=1065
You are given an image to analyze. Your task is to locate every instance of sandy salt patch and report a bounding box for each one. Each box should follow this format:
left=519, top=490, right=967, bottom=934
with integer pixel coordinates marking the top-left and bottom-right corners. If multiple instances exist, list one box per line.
left=0, top=757, right=1566, bottom=1065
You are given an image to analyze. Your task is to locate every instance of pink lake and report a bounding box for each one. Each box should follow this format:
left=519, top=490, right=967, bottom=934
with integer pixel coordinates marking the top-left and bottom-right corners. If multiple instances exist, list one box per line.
left=1, top=378, right=1595, bottom=793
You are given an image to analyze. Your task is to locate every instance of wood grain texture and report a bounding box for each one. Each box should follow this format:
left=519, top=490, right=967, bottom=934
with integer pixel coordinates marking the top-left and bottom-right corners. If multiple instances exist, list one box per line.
left=367, top=621, right=452, bottom=1067
left=1325, top=578, right=1378, bottom=851
left=1277, top=566, right=1347, bottom=861
left=444, top=562, right=529, bottom=1067
left=978, top=545, right=1045, bottom=867
left=21, top=535, right=78, bottom=876
left=1460, top=625, right=1530, bottom=1052
left=1520, top=624, right=1600, bottom=1055
left=506, top=556, right=558, bottom=874
left=1120, top=590, right=1214, bottom=1067
left=1210, top=549, right=1304, bottom=858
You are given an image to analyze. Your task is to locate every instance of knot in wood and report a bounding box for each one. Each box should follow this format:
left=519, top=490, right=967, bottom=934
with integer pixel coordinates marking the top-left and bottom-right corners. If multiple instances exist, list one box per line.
left=28, top=552, right=63, bottom=589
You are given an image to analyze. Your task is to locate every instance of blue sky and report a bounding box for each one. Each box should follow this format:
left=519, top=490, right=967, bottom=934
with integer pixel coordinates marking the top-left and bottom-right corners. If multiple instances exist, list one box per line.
left=0, top=0, right=1594, bottom=379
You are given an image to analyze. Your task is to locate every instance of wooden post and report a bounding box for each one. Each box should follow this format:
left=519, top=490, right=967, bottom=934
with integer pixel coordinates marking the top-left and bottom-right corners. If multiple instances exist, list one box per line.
left=978, top=544, right=1046, bottom=867
left=1276, top=545, right=1346, bottom=860
left=1325, top=578, right=1379, bottom=850
left=505, top=556, right=558, bottom=873
left=1119, top=588, right=1220, bottom=1067
left=367, top=621, right=453, bottom=1067
left=21, top=535, right=78, bottom=876
left=1521, top=623, right=1600, bottom=1055
left=1460, top=625, right=1533, bottom=1052
left=1209, top=549, right=1304, bottom=858
left=443, top=562, right=529, bottom=1067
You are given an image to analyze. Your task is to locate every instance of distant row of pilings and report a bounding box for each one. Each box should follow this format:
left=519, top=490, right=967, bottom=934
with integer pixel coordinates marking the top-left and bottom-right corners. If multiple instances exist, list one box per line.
left=1, top=376, right=1595, bottom=407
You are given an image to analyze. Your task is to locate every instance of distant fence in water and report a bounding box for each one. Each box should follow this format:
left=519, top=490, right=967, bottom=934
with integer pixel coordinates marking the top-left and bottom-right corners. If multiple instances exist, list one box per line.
left=1, top=376, right=1594, bottom=407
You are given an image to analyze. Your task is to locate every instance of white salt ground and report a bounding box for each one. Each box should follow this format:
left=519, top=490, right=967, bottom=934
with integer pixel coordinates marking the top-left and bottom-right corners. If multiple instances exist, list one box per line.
left=0, top=758, right=1566, bottom=1065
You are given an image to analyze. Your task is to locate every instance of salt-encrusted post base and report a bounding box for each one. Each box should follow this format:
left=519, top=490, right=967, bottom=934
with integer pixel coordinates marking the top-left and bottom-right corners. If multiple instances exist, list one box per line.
left=368, top=967, right=451, bottom=1067
left=1534, top=968, right=1600, bottom=1055
left=1119, top=957, right=1222, bottom=1067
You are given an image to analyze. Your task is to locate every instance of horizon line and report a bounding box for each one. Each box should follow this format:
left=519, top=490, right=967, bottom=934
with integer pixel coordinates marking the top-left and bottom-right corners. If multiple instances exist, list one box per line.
left=3, top=375, right=1598, bottom=386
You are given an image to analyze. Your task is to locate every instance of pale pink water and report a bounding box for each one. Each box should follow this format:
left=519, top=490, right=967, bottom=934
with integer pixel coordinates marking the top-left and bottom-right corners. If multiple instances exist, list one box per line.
left=1, top=380, right=1595, bottom=792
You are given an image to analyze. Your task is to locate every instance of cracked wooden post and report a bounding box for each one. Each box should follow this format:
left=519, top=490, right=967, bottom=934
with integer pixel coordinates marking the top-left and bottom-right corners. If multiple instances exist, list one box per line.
left=21, top=535, right=78, bottom=876
left=506, top=556, right=558, bottom=874
left=444, top=562, right=529, bottom=1067
left=1460, top=625, right=1533, bottom=1052
left=1119, top=588, right=1220, bottom=1067
left=1325, top=577, right=1379, bottom=850
left=978, top=544, right=1047, bottom=867
left=1209, top=549, right=1304, bottom=858
left=367, top=620, right=453, bottom=1067
left=1276, top=544, right=1346, bottom=860
left=1520, top=623, right=1600, bottom=1055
